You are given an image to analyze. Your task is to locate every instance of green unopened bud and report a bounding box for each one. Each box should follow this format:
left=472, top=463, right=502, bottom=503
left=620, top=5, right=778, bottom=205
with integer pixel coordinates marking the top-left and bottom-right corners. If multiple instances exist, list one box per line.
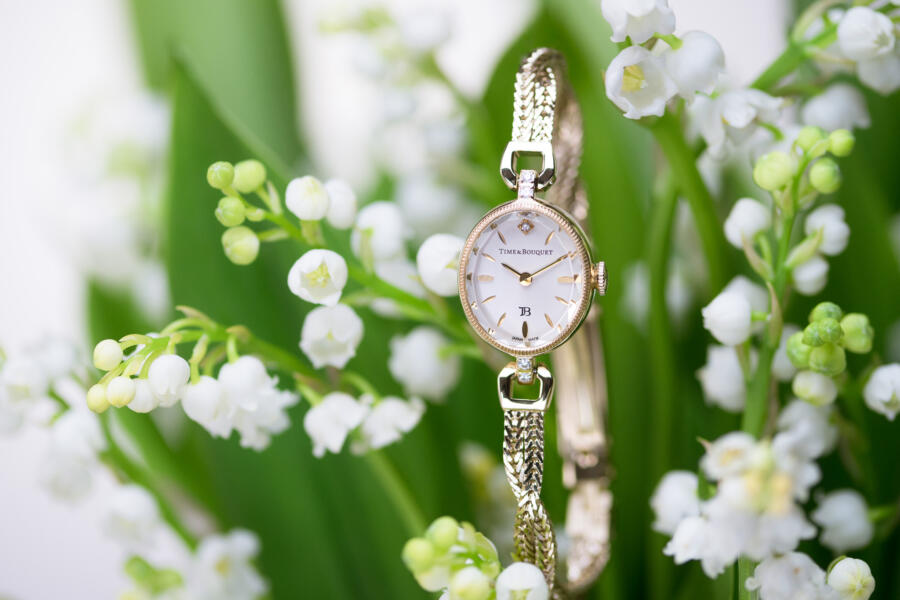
left=401, top=538, right=435, bottom=573
left=87, top=383, right=110, bottom=413
left=107, top=375, right=136, bottom=408
left=215, top=197, right=246, bottom=227
left=828, top=129, right=855, bottom=157
left=753, top=151, right=795, bottom=191
left=425, top=516, right=459, bottom=551
left=245, top=206, right=266, bottom=222
left=206, top=161, right=234, bottom=190
left=787, top=331, right=813, bottom=368
left=221, top=226, right=260, bottom=265
left=796, top=126, right=826, bottom=152
left=809, top=301, right=843, bottom=323
left=93, top=338, right=124, bottom=371
left=809, top=343, right=846, bottom=376
left=232, top=159, right=267, bottom=193
left=840, top=313, right=874, bottom=354
left=815, top=318, right=844, bottom=344
left=810, top=158, right=841, bottom=194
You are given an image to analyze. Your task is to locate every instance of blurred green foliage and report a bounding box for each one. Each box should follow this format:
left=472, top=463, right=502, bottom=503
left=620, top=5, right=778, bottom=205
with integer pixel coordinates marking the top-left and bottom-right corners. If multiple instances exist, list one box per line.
left=79, top=0, right=900, bottom=598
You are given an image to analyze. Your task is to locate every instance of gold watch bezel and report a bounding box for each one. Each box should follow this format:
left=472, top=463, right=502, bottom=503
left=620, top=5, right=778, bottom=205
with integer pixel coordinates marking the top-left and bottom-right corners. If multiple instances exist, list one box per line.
left=458, top=197, right=594, bottom=358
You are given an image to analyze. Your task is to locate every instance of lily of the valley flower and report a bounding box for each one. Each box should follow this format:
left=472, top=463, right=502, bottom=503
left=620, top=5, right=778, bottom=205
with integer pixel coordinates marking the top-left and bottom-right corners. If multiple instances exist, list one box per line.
left=189, top=530, right=268, bottom=600
left=805, top=205, right=850, bottom=256
left=0, top=354, right=55, bottom=434
left=691, top=89, right=782, bottom=159
left=724, top=198, right=771, bottom=249
left=351, top=201, right=409, bottom=263
left=127, top=379, right=160, bottom=414
left=792, top=255, right=830, bottom=296
left=605, top=46, right=678, bottom=119
left=147, top=354, right=190, bottom=407
left=287, top=249, right=348, bottom=306
left=38, top=409, right=105, bottom=502
left=416, top=233, right=464, bottom=297
left=324, top=179, right=357, bottom=230
left=358, top=395, right=425, bottom=450
left=495, top=562, right=548, bottom=600
left=93, top=339, right=124, bottom=371
left=776, top=399, right=838, bottom=459
left=662, top=31, right=725, bottom=100
left=858, top=48, right=900, bottom=96
left=372, top=258, right=427, bottom=317
left=300, top=304, right=365, bottom=369
left=388, top=327, right=461, bottom=401
left=863, top=363, right=900, bottom=420
left=600, top=0, right=675, bottom=44
left=650, top=471, right=700, bottom=535
left=745, top=552, right=833, bottom=600
left=792, top=370, right=838, bottom=406
left=802, top=84, right=871, bottom=132
left=102, top=483, right=161, bottom=549
left=286, top=175, right=329, bottom=221
left=827, top=557, right=876, bottom=600
left=303, top=392, right=369, bottom=457
left=837, top=7, right=895, bottom=62
left=812, top=490, right=874, bottom=554
left=696, top=345, right=754, bottom=413
left=181, top=376, right=232, bottom=438
left=701, top=290, right=752, bottom=346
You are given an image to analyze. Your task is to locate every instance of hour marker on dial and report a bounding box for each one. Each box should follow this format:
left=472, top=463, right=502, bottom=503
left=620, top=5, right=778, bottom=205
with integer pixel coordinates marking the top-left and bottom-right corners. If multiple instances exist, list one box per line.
left=544, top=313, right=553, bottom=327
left=483, top=253, right=496, bottom=263
left=498, top=313, right=507, bottom=327
left=477, top=274, right=494, bottom=282
left=482, top=295, right=496, bottom=303
left=558, top=275, right=578, bottom=284
left=497, top=231, right=507, bottom=244
left=555, top=296, right=571, bottom=305
left=522, top=321, right=529, bottom=338
left=544, top=231, right=555, bottom=245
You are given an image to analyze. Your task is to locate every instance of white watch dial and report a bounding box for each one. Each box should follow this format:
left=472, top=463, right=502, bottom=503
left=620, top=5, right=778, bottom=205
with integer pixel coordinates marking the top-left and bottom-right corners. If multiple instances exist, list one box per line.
left=461, top=206, right=590, bottom=355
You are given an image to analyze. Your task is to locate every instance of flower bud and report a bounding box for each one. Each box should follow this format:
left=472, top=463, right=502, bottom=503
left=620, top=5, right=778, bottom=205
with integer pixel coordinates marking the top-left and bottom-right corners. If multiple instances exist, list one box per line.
left=106, top=376, right=136, bottom=408
left=215, top=197, right=246, bottom=227
left=809, top=158, right=841, bottom=194
left=803, top=318, right=843, bottom=347
left=805, top=204, right=849, bottom=256
left=231, top=159, right=266, bottom=193
left=425, top=516, right=459, bottom=551
left=701, top=290, right=752, bottom=346
left=449, top=566, right=491, bottom=600
left=245, top=206, right=266, bottom=222
left=792, top=256, right=829, bottom=296
left=809, top=343, right=846, bottom=376
left=416, top=234, right=464, bottom=296
left=827, top=557, right=875, bottom=600
left=87, top=383, right=110, bottom=413
left=206, top=161, right=235, bottom=190
left=753, top=151, right=795, bottom=191
left=796, top=126, right=825, bottom=152
left=829, top=129, right=855, bottom=157
left=93, top=339, right=124, bottom=371
left=723, top=198, right=771, bottom=249
left=221, top=226, right=260, bottom=265
left=401, top=538, right=435, bottom=574
left=786, top=331, right=812, bottom=368
left=809, top=301, right=843, bottom=323
left=324, top=179, right=357, bottom=230
left=792, top=370, right=838, bottom=405
left=841, top=313, right=874, bottom=354
left=286, top=176, right=329, bottom=221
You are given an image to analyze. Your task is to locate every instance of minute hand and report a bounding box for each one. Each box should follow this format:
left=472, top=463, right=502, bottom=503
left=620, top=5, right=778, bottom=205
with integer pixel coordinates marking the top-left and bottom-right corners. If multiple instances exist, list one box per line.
left=524, top=254, right=567, bottom=283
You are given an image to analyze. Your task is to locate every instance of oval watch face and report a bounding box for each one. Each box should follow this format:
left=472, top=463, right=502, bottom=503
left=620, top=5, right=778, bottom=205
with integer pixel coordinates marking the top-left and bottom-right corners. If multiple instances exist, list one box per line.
left=459, top=201, right=592, bottom=356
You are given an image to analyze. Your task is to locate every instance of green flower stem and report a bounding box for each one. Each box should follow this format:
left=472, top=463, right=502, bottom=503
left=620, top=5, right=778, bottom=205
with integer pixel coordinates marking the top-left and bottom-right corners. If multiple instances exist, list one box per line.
left=364, top=451, right=427, bottom=537
left=647, top=171, right=679, bottom=600
left=753, top=22, right=838, bottom=92
left=738, top=556, right=756, bottom=600
left=98, top=413, right=198, bottom=549
left=650, top=112, right=728, bottom=291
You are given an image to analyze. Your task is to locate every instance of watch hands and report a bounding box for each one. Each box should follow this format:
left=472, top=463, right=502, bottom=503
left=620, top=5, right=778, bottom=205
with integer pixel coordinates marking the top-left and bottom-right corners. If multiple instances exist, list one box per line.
left=501, top=262, right=524, bottom=278
left=501, top=255, right=567, bottom=286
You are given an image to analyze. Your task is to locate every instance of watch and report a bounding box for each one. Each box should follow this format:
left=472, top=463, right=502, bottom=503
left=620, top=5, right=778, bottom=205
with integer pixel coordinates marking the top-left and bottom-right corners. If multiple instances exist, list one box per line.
left=457, top=48, right=612, bottom=595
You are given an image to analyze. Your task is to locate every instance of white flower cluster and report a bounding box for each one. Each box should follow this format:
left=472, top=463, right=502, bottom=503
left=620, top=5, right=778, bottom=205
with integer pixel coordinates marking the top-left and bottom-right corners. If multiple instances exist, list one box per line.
left=819, top=6, right=900, bottom=96
left=303, top=391, right=425, bottom=457
left=601, top=0, right=726, bottom=119
left=655, top=404, right=836, bottom=577
left=863, top=363, right=900, bottom=420
left=0, top=344, right=70, bottom=434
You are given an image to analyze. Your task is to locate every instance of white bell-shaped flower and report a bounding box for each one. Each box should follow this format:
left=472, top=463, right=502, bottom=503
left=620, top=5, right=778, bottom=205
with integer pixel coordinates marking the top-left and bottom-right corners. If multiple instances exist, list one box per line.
left=359, top=396, right=425, bottom=450
left=745, top=553, right=831, bottom=600
left=863, top=363, right=900, bottom=420
left=696, top=345, right=752, bottom=413
left=127, top=379, right=160, bottom=413
left=792, top=370, right=838, bottom=406
left=792, top=255, right=829, bottom=296
left=388, top=327, right=461, bottom=401
left=286, top=175, right=329, bottom=221
left=448, top=566, right=491, bottom=600
left=495, top=562, right=548, bottom=600
left=837, top=7, right=895, bottom=61
left=722, top=275, right=768, bottom=320
left=287, top=249, right=348, bottom=306
left=147, top=354, right=190, bottom=407
left=691, top=89, right=782, bottom=159
left=299, top=304, right=364, bottom=369
left=650, top=471, right=700, bottom=535
left=701, top=290, right=752, bottom=346
left=827, top=557, right=875, bottom=600
left=324, top=179, right=357, bottom=230
left=351, top=201, right=408, bottom=262
left=102, top=483, right=161, bottom=549
left=812, top=490, right=874, bottom=554
left=663, top=514, right=740, bottom=578
left=416, top=233, right=463, bottom=297
left=303, top=392, right=369, bottom=457
left=776, top=398, right=838, bottom=459
left=605, top=46, right=678, bottom=119
left=189, top=529, right=268, bottom=600
left=662, top=31, right=725, bottom=99
left=372, top=258, right=427, bottom=318
left=805, top=205, right=850, bottom=256
left=802, top=84, right=871, bottom=131
left=38, top=410, right=105, bottom=502
left=858, top=49, right=900, bottom=95
left=700, top=431, right=757, bottom=480
left=396, top=174, right=469, bottom=240
left=600, top=0, right=675, bottom=44
left=181, top=376, right=232, bottom=438
left=723, top=198, right=771, bottom=249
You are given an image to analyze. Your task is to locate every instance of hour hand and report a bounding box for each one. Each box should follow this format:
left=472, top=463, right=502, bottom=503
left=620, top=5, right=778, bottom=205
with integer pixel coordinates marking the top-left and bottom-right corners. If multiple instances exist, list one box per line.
left=501, top=262, right=523, bottom=278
